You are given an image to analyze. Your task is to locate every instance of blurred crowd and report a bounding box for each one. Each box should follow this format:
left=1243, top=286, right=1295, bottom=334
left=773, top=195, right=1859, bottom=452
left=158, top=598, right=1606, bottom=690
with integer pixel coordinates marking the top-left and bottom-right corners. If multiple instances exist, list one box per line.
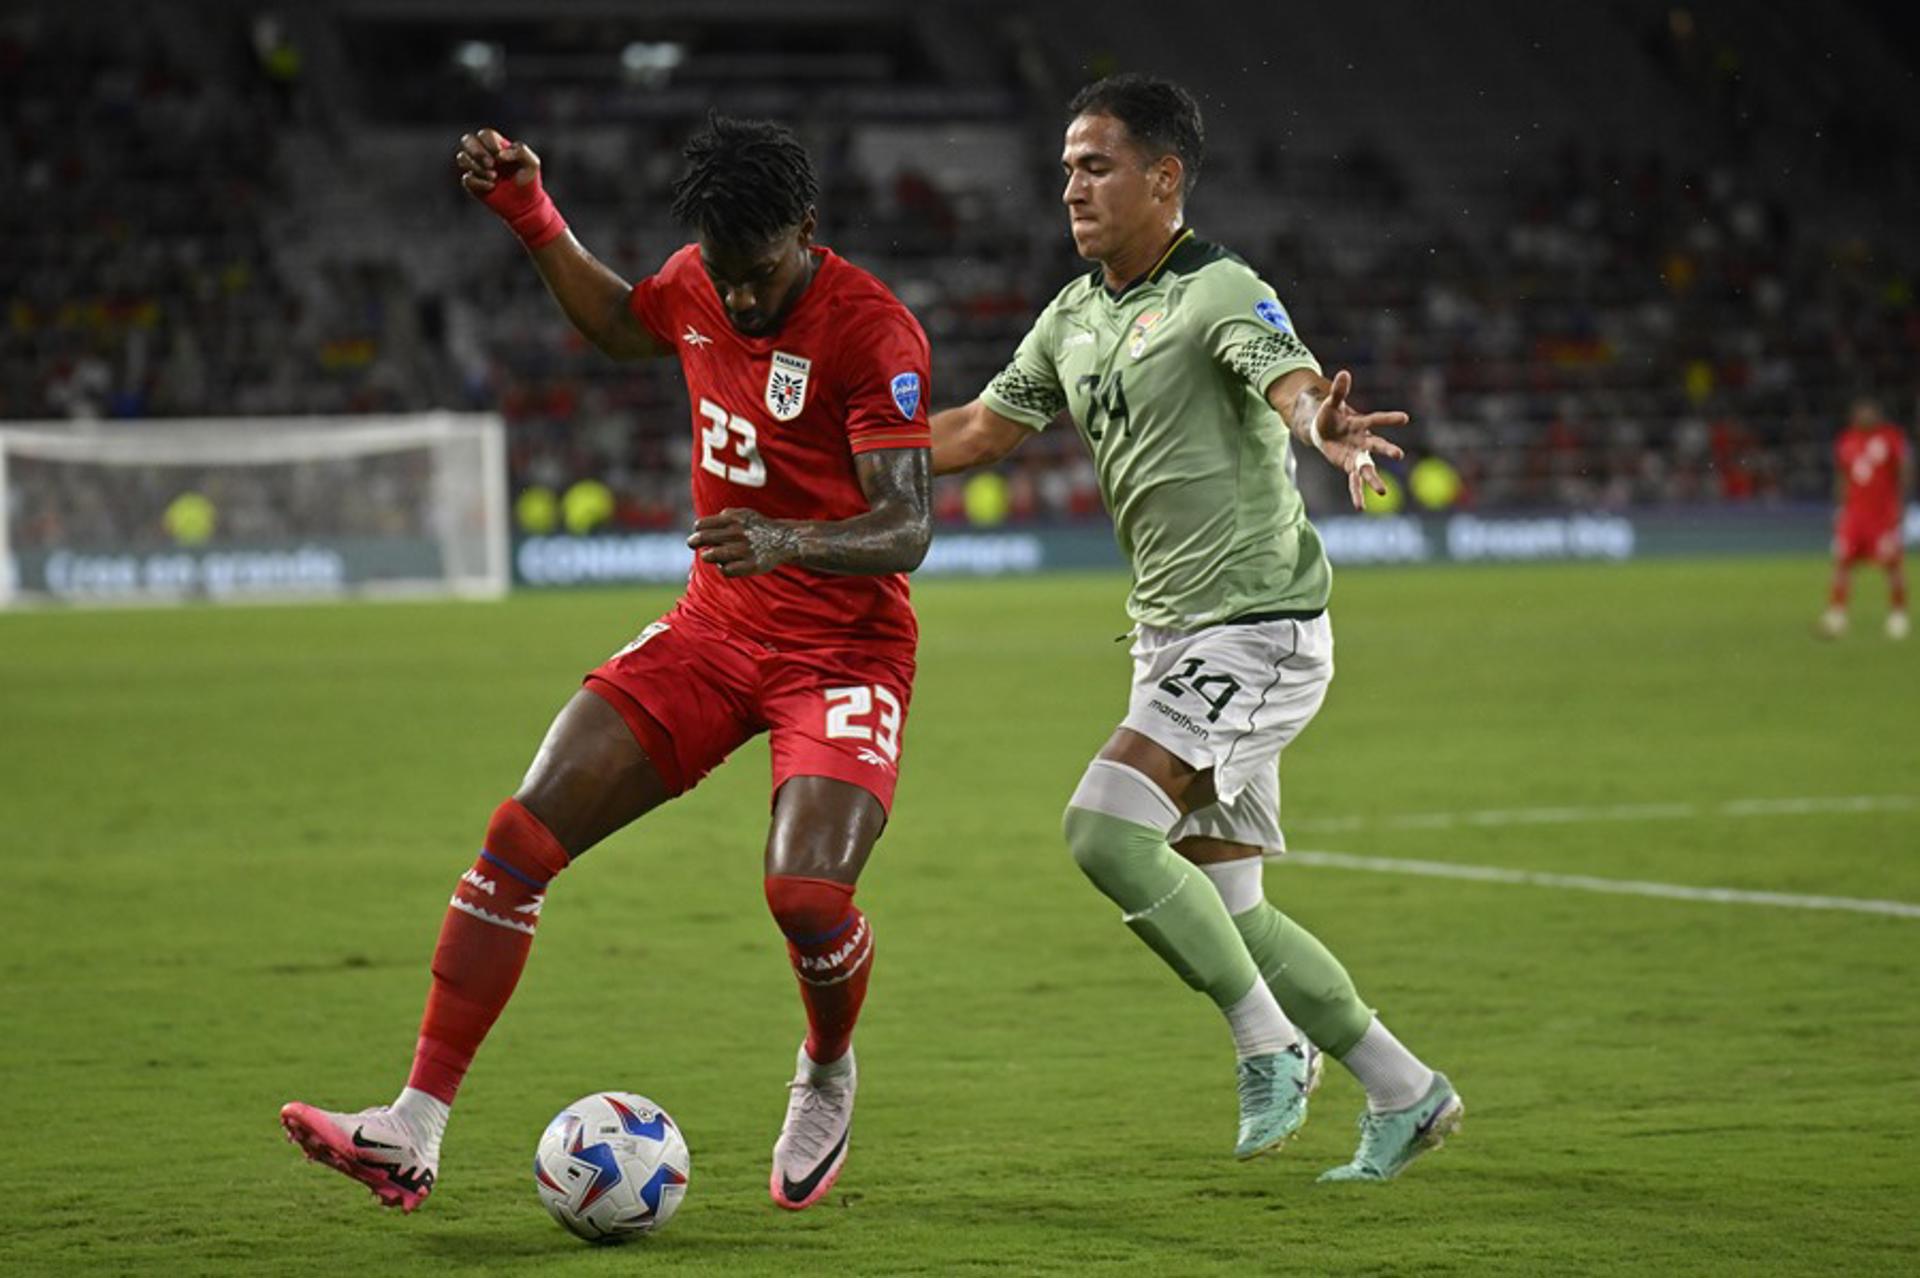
left=5, top=3, right=1917, bottom=550
left=1308, top=145, right=1918, bottom=511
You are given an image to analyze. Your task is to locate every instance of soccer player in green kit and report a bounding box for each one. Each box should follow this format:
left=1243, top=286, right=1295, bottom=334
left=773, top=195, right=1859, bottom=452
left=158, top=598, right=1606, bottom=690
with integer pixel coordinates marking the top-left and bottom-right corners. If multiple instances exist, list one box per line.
left=931, top=74, right=1462, bottom=1179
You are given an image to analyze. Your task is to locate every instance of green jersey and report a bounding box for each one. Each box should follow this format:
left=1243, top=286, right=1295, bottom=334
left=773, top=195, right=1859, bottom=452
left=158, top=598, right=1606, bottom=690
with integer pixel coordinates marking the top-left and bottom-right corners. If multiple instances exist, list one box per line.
left=982, top=231, right=1328, bottom=629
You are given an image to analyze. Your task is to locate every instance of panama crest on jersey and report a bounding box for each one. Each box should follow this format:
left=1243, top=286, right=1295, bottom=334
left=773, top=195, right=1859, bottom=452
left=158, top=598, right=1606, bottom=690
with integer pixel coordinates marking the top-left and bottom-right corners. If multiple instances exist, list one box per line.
left=765, top=350, right=812, bottom=422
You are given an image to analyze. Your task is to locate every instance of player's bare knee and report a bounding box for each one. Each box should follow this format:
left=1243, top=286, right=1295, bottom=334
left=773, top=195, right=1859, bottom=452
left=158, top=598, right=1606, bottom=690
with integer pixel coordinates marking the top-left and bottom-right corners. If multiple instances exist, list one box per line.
left=509, top=769, right=599, bottom=854
left=766, top=776, right=884, bottom=882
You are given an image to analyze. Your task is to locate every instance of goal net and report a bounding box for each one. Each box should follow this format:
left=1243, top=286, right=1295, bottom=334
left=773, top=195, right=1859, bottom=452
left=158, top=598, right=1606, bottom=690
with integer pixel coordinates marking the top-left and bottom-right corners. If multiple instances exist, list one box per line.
left=0, top=413, right=507, bottom=606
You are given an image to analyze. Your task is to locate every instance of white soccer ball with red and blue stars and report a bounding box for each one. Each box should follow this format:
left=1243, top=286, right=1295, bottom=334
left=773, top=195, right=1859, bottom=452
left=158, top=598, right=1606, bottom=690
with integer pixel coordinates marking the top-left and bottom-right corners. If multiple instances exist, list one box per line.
left=533, top=1092, right=690, bottom=1242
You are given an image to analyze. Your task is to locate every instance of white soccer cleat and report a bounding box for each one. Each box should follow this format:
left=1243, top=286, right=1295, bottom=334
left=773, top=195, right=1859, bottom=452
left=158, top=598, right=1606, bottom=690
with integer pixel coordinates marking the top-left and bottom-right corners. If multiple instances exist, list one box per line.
left=1817, top=607, right=1848, bottom=639
left=1889, top=611, right=1910, bottom=640
left=280, top=1101, right=439, bottom=1212
left=769, top=1043, right=856, bottom=1210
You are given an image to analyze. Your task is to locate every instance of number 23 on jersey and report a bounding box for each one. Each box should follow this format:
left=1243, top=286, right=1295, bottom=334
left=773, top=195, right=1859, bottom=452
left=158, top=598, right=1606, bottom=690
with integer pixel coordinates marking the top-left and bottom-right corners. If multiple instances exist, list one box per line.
left=698, top=397, right=766, bottom=488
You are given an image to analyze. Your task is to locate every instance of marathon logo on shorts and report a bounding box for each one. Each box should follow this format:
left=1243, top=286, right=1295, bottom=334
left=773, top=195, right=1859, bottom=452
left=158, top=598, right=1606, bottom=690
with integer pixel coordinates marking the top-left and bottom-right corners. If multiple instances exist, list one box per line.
left=1149, top=698, right=1211, bottom=740
left=765, top=350, right=812, bottom=421
left=889, top=371, right=921, bottom=420
left=1254, top=299, right=1294, bottom=333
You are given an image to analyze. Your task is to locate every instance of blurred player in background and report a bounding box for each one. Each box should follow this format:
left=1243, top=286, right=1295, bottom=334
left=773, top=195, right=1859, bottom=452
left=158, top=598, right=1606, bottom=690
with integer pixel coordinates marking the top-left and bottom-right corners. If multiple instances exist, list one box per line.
left=1819, top=397, right=1911, bottom=639
left=281, top=115, right=933, bottom=1213
left=932, top=74, right=1461, bottom=1179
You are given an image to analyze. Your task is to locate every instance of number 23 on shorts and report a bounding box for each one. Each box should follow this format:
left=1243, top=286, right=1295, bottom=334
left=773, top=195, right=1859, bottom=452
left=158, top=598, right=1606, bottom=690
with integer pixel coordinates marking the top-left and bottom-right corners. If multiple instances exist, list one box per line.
left=823, top=685, right=902, bottom=763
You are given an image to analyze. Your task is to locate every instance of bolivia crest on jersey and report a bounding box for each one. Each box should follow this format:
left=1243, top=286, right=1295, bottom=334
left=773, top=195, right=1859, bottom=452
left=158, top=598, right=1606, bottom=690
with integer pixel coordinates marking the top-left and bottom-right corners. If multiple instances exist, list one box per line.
left=890, top=371, right=921, bottom=419
left=1128, top=310, right=1165, bottom=359
left=766, top=350, right=812, bottom=421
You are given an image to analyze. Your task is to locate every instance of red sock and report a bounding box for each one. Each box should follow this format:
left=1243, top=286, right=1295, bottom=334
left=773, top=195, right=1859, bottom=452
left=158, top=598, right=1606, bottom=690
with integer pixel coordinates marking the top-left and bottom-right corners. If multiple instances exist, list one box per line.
left=1829, top=562, right=1851, bottom=608
left=407, top=799, right=570, bottom=1104
left=765, top=876, right=873, bottom=1065
left=1890, top=564, right=1908, bottom=611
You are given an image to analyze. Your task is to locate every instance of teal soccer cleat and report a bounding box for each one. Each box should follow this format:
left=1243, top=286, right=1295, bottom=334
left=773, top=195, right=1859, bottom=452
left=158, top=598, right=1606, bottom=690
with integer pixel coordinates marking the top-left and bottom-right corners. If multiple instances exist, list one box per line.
left=1318, top=1072, right=1463, bottom=1183
left=1233, top=1040, right=1315, bottom=1159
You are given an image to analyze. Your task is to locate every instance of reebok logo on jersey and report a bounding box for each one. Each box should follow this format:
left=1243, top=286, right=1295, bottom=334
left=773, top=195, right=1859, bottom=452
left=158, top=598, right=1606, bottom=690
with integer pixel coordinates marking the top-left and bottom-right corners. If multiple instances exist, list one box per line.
left=855, top=747, right=894, bottom=770
left=889, top=372, right=921, bottom=419
left=1060, top=331, right=1095, bottom=353
left=1254, top=299, right=1294, bottom=333
left=682, top=325, right=713, bottom=348
left=766, top=351, right=812, bottom=421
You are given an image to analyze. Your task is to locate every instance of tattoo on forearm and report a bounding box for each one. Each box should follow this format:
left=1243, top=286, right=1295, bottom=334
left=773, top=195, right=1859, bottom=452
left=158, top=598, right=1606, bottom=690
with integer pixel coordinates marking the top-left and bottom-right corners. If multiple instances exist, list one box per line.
left=744, top=518, right=804, bottom=566
left=794, top=448, right=933, bottom=575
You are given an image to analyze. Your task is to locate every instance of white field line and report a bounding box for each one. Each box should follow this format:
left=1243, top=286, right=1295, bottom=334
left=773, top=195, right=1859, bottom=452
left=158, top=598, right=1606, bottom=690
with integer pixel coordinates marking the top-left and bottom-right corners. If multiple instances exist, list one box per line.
left=1288, top=794, right=1918, bottom=835
left=1287, top=850, right=1920, bottom=919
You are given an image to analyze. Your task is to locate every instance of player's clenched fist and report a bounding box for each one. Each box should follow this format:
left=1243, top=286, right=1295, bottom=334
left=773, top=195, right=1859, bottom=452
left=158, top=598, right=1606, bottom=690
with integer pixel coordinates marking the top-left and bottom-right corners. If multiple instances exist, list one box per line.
left=687, top=509, right=802, bottom=578
left=455, top=128, right=568, bottom=249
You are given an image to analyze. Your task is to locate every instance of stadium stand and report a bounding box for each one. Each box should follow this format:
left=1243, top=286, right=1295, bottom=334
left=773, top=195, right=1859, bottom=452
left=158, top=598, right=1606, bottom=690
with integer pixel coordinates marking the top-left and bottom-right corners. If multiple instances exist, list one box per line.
left=6, top=0, right=1918, bottom=531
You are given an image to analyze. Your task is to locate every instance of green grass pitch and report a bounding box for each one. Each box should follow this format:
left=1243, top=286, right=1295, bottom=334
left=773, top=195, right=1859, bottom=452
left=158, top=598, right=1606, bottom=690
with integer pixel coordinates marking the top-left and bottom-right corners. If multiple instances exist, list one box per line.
left=2, top=557, right=1916, bottom=1275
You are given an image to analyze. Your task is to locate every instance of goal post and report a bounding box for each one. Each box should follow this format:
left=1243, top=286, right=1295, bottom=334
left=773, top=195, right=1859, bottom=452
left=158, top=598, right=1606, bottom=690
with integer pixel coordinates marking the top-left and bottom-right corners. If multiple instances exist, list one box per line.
left=0, top=413, right=508, bottom=607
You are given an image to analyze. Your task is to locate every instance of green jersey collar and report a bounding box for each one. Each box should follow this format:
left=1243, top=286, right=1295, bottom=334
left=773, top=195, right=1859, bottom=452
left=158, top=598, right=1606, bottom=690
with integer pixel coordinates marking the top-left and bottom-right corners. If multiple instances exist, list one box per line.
left=1098, top=227, right=1199, bottom=300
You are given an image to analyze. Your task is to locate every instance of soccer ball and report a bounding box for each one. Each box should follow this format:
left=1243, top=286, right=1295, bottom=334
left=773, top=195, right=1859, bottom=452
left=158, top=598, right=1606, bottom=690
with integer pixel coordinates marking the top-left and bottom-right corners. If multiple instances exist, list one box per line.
left=533, top=1092, right=690, bottom=1243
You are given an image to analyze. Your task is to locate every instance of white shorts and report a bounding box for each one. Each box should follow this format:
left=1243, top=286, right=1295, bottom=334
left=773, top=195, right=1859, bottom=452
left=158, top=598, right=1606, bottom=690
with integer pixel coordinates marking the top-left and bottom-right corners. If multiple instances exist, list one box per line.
left=1120, top=613, right=1334, bottom=856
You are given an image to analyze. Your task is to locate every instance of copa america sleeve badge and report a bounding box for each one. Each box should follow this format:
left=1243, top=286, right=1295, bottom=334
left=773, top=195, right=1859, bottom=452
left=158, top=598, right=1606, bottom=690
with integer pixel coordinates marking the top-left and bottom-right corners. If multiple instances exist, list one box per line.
left=889, top=372, right=922, bottom=419
left=1254, top=299, right=1294, bottom=333
left=765, top=351, right=812, bottom=421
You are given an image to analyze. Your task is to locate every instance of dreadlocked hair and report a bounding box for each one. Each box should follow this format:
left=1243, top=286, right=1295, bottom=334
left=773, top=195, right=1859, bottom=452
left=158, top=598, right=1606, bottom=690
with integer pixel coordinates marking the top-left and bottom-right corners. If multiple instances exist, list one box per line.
left=669, top=113, right=819, bottom=248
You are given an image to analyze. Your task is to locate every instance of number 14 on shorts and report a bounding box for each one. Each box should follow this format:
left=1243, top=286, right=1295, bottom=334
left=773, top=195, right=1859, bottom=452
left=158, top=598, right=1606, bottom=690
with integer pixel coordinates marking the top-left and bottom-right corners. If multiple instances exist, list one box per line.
left=824, top=686, right=902, bottom=766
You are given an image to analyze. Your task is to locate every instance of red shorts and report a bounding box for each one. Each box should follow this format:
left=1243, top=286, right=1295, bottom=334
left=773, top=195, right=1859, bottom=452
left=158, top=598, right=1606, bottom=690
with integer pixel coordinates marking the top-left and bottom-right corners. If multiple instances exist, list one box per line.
left=1834, top=515, right=1902, bottom=566
left=584, top=603, right=915, bottom=814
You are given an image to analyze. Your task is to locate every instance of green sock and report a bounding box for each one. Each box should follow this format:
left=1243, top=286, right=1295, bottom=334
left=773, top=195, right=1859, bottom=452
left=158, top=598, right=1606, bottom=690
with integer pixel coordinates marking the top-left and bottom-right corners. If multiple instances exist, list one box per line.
left=1231, top=902, right=1372, bottom=1056
left=1062, top=806, right=1260, bottom=1008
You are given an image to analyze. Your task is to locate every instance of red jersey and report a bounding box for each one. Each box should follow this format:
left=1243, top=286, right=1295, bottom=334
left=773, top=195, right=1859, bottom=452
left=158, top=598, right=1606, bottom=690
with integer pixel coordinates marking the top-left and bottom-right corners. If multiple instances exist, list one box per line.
left=1835, top=422, right=1910, bottom=528
left=628, top=245, right=931, bottom=651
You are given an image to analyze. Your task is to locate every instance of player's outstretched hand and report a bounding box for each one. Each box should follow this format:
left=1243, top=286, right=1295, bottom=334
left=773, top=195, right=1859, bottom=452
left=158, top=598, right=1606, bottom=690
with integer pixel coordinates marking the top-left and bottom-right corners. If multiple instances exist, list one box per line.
left=1312, top=369, right=1408, bottom=511
left=688, top=509, right=802, bottom=578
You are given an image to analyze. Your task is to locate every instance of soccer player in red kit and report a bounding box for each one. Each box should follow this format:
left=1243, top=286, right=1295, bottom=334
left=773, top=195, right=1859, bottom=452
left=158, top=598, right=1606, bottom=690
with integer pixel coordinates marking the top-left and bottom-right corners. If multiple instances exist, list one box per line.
left=280, top=116, right=933, bottom=1214
left=1820, top=398, right=1912, bottom=640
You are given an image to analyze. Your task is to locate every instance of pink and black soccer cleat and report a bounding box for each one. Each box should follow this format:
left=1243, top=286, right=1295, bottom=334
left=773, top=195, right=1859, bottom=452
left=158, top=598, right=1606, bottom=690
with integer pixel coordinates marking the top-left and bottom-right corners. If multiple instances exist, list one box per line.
left=280, top=1102, right=438, bottom=1213
left=769, top=1043, right=856, bottom=1210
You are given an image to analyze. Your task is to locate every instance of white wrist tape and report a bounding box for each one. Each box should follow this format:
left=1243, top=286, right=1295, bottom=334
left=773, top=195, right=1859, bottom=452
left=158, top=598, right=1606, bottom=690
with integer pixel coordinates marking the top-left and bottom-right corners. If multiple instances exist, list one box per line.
left=1307, top=415, right=1325, bottom=451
